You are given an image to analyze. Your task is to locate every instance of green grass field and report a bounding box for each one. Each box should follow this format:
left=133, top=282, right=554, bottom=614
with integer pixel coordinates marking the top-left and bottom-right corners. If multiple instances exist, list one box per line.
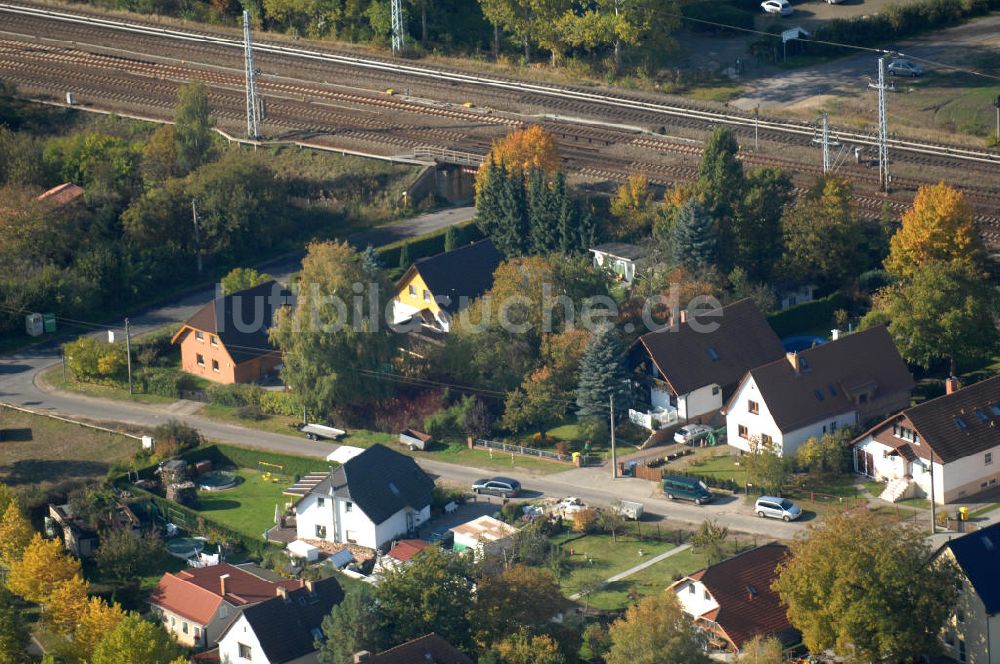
left=550, top=532, right=705, bottom=611
left=0, top=405, right=138, bottom=490
left=195, top=469, right=291, bottom=539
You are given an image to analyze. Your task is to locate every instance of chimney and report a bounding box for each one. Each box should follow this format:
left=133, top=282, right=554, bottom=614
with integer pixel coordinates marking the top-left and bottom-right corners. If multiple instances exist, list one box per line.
left=831, top=328, right=840, bottom=341
left=786, top=351, right=800, bottom=374
left=353, top=652, right=372, bottom=663
left=679, top=308, right=688, bottom=325
left=219, top=573, right=230, bottom=596
left=946, top=376, right=960, bottom=395
left=304, top=579, right=314, bottom=593
left=276, top=585, right=287, bottom=599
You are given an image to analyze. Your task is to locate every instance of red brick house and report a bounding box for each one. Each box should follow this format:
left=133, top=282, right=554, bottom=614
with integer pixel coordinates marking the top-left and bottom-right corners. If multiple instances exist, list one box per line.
left=171, top=280, right=291, bottom=385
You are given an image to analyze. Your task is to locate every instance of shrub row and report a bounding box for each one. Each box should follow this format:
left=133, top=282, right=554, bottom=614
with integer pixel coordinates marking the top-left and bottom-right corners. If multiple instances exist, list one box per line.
left=664, top=470, right=742, bottom=493
left=767, top=291, right=848, bottom=337
left=375, top=221, right=483, bottom=268
left=138, top=369, right=203, bottom=398
left=205, top=384, right=302, bottom=417
left=805, top=0, right=999, bottom=55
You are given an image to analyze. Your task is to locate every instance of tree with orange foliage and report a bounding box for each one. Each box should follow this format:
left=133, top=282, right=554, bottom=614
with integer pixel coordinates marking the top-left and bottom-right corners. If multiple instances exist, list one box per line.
left=482, top=126, right=559, bottom=177
left=885, top=182, right=985, bottom=282
left=70, top=597, right=127, bottom=662
left=42, top=574, right=91, bottom=635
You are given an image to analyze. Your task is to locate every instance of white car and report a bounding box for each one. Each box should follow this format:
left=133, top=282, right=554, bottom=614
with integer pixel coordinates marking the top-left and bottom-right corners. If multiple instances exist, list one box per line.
left=674, top=424, right=714, bottom=445
left=761, top=0, right=793, bottom=16
left=556, top=497, right=588, bottom=517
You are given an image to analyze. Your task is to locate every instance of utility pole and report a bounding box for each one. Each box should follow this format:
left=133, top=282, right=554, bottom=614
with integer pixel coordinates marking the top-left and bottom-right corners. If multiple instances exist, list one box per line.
left=754, top=106, right=760, bottom=151
left=390, top=0, right=404, bottom=55
left=821, top=112, right=831, bottom=174
left=875, top=55, right=890, bottom=191
left=191, top=199, right=202, bottom=274
left=243, top=10, right=261, bottom=140
left=62, top=348, right=67, bottom=383
left=124, top=318, right=134, bottom=396
left=609, top=394, right=617, bottom=479
left=994, top=95, right=1000, bottom=141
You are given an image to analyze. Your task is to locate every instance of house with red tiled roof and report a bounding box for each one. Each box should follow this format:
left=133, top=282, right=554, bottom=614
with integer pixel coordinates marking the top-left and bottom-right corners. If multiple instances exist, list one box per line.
left=148, top=563, right=304, bottom=650
left=851, top=375, right=1000, bottom=504
left=375, top=539, right=430, bottom=573
left=668, top=543, right=798, bottom=655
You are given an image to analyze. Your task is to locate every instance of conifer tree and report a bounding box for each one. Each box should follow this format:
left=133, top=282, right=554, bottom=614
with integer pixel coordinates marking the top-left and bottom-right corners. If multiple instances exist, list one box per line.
left=528, top=166, right=558, bottom=254
left=576, top=328, right=631, bottom=421
left=398, top=243, right=410, bottom=270
left=495, top=165, right=530, bottom=256
left=444, top=225, right=461, bottom=252
left=577, top=209, right=598, bottom=253
left=673, top=199, right=718, bottom=271
left=361, top=245, right=381, bottom=275
left=475, top=156, right=504, bottom=239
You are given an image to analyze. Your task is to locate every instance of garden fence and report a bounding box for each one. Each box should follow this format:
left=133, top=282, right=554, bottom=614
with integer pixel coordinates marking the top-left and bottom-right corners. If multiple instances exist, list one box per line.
left=474, top=439, right=572, bottom=463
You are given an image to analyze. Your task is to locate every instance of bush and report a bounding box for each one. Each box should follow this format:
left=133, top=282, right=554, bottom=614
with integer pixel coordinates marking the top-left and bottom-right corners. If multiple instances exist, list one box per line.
left=377, top=221, right=483, bottom=268
left=423, top=395, right=478, bottom=438
left=572, top=508, right=600, bottom=533
left=500, top=501, right=522, bottom=524
left=260, top=390, right=301, bottom=417
left=139, top=369, right=199, bottom=398
left=152, top=420, right=203, bottom=457
left=207, top=383, right=264, bottom=408
left=237, top=404, right=264, bottom=420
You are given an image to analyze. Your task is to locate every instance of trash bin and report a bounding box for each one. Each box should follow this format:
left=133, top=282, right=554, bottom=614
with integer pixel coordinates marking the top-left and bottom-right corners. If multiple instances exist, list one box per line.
left=572, top=452, right=582, bottom=467
left=959, top=506, right=969, bottom=521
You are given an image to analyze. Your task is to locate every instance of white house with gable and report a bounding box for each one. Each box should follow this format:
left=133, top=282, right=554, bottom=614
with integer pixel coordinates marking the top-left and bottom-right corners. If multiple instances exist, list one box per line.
left=292, top=444, right=434, bottom=551
left=724, top=326, right=914, bottom=457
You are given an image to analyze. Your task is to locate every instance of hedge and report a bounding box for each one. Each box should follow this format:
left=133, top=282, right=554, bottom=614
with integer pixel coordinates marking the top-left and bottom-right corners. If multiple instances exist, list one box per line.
left=174, top=443, right=332, bottom=480
left=665, top=470, right=742, bottom=493
left=205, top=384, right=302, bottom=417
left=681, top=2, right=755, bottom=33
left=806, top=0, right=999, bottom=55
left=767, top=291, right=848, bottom=337
left=376, top=221, right=483, bottom=268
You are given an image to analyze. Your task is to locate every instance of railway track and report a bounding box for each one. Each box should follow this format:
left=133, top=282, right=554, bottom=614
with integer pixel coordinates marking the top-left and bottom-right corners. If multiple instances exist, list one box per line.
left=3, top=0, right=1000, bottom=241
left=4, top=0, right=1000, bottom=171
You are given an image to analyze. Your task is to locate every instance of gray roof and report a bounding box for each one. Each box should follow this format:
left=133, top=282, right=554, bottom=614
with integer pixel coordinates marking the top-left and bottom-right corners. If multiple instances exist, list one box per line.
left=937, top=522, right=1000, bottom=615
left=591, top=243, right=644, bottom=261
left=403, top=239, right=503, bottom=315
left=310, top=444, right=434, bottom=525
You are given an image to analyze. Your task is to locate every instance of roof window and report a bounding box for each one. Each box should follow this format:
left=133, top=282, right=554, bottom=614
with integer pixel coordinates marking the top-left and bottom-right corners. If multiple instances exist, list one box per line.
left=814, top=389, right=825, bottom=401
left=976, top=410, right=989, bottom=424
left=388, top=482, right=401, bottom=496
left=828, top=385, right=838, bottom=397
left=991, top=405, right=1000, bottom=417
left=955, top=416, right=968, bottom=432
left=706, top=347, right=719, bottom=362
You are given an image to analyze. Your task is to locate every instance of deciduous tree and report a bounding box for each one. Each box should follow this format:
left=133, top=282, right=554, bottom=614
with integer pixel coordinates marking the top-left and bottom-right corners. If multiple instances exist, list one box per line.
left=0, top=500, right=32, bottom=570
left=90, top=612, right=184, bottom=664
left=608, top=173, right=656, bottom=239
left=270, top=241, right=397, bottom=417
left=174, top=81, right=214, bottom=173
left=6, top=534, right=81, bottom=604
left=374, top=546, right=474, bottom=650
left=0, top=588, right=28, bottom=664
left=736, top=635, right=784, bottom=664
left=744, top=436, right=790, bottom=495
left=42, top=574, right=90, bottom=635
left=488, top=630, right=565, bottom=664
left=691, top=519, right=729, bottom=566
left=885, top=182, right=985, bottom=282
left=95, top=528, right=164, bottom=586
left=733, top=167, right=792, bottom=282
left=773, top=510, right=959, bottom=662
left=474, top=565, right=567, bottom=649
left=606, top=591, right=711, bottom=664
left=70, top=597, right=127, bottom=662
left=501, top=366, right=565, bottom=437
left=479, top=126, right=559, bottom=186
left=865, top=260, right=997, bottom=373
left=780, top=176, right=867, bottom=288
left=796, top=431, right=850, bottom=478
left=220, top=267, right=272, bottom=294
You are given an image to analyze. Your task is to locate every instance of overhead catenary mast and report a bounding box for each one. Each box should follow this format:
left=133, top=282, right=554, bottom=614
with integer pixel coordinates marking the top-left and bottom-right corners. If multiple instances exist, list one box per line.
left=875, top=55, right=890, bottom=191
left=391, top=0, right=404, bottom=55
left=821, top=112, right=831, bottom=175
left=243, top=10, right=261, bottom=140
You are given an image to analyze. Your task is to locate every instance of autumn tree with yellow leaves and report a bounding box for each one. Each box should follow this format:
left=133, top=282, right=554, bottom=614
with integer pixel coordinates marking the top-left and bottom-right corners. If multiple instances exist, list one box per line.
left=6, top=533, right=81, bottom=604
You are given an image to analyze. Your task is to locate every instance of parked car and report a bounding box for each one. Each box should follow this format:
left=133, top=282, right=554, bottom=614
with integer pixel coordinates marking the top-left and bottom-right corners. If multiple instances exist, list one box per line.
left=761, top=0, right=793, bottom=16
left=754, top=496, right=802, bottom=521
left=887, top=59, right=925, bottom=77
left=555, top=497, right=587, bottom=517
left=674, top=424, right=714, bottom=445
left=471, top=477, right=522, bottom=498
left=662, top=475, right=713, bottom=505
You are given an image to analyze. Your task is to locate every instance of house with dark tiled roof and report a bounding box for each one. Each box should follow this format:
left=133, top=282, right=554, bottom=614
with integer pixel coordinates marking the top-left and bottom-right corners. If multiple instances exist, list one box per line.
left=293, top=444, right=434, bottom=552
left=851, top=376, right=1000, bottom=504
left=668, top=543, right=798, bottom=655
left=216, top=576, right=343, bottom=664
left=148, top=563, right=304, bottom=650
left=171, top=280, right=292, bottom=384
left=934, top=522, right=1000, bottom=664
left=391, top=239, right=503, bottom=333
left=355, top=634, right=472, bottom=664
left=626, top=299, right=786, bottom=429
left=724, top=326, right=914, bottom=457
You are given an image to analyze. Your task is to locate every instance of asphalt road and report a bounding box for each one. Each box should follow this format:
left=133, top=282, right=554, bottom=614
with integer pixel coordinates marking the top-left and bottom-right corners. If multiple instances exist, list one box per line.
left=0, top=203, right=804, bottom=539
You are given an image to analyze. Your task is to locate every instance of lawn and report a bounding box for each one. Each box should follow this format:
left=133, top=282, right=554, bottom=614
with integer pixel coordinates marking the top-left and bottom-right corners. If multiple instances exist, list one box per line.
left=550, top=531, right=695, bottom=611
left=200, top=404, right=573, bottom=476
left=0, top=405, right=138, bottom=490
left=195, top=469, right=291, bottom=540
left=42, top=365, right=178, bottom=406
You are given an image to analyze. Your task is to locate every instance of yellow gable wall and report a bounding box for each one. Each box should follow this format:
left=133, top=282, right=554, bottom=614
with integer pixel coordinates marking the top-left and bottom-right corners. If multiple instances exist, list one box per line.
left=395, top=270, right=441, bottom=316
